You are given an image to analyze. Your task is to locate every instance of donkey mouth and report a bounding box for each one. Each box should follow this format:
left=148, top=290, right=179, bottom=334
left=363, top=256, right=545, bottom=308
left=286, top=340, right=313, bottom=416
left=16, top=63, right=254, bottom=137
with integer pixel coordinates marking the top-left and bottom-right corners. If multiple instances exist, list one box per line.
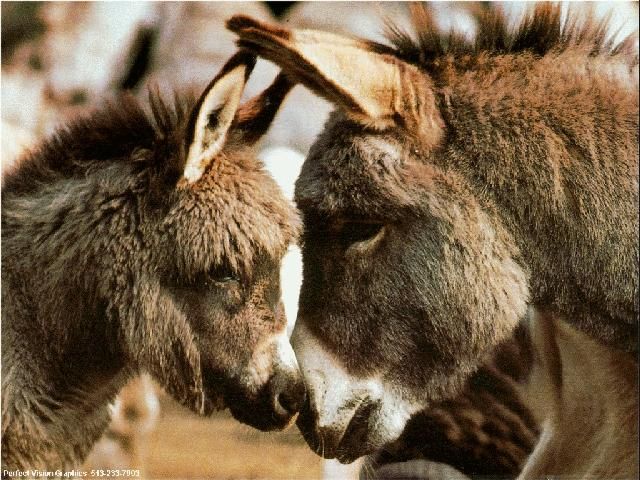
left=298, top=398, right=380, bottom=462
left=201, top=365, right=303, bottom=432
left=335, top=401, right=379, bottom=462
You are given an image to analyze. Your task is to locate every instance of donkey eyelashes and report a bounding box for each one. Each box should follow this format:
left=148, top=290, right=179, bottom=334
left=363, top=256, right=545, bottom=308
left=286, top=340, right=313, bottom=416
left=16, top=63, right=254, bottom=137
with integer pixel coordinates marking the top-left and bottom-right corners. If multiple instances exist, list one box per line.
left=180, top=263, right=240, bottom=289
left=310, top=218, right=386, bottom=252
left=206, top=263, right=240, bottom=285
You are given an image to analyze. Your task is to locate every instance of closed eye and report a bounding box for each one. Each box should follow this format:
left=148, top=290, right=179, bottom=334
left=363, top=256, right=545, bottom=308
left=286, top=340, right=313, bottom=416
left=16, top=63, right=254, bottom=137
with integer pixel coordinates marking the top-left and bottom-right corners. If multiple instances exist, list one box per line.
left=206, top=264, right=240, bottom=285
left=337, top=221, right=384, bottom=248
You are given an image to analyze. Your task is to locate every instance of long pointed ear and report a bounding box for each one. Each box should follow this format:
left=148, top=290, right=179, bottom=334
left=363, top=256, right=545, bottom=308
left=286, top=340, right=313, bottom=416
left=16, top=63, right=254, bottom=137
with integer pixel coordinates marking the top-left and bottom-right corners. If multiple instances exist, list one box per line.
left=230, top=72, right=295, bottom=145
left=227, top=15, right=426, bottom=130
left=183, top=51, right=256, bottom=183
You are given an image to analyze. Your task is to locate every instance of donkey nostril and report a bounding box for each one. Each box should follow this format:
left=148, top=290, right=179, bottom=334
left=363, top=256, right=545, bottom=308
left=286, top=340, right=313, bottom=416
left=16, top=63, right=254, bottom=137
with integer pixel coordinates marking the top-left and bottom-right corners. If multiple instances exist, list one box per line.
left=271, top=377, right=306, bottom=419
left=123, top=405, right=141, bottom=422
left=276, top=390, right=301, bottom=416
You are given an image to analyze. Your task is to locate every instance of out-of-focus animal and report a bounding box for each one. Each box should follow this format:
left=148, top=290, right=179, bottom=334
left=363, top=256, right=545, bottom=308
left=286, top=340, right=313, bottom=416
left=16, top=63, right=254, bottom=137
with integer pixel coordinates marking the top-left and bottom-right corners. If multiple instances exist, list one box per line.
left=82, top=375, right=159, bottom=477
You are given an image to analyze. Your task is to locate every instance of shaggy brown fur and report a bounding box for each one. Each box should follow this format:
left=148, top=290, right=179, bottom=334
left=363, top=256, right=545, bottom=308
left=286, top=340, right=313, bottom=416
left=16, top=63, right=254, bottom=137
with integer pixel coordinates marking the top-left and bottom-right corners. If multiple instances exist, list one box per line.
left=229, top=3, right=638, bottom=476
left=1, top=52, right=302, bottom=470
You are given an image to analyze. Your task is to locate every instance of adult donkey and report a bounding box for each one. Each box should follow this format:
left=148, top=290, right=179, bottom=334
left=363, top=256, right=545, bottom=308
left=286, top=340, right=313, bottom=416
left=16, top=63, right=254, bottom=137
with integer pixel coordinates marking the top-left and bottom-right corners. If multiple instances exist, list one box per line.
left=229, top=4, right=638, bottom=477
left=2, top=51, right=305, bottom=470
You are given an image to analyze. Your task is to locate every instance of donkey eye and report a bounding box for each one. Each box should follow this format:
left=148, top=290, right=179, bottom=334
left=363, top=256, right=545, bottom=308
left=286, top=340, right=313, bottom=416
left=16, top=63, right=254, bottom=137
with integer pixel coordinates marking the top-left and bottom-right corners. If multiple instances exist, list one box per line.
left=339, top=222, right=384, bottom=246
left=207, top=264, right=239, bottom=284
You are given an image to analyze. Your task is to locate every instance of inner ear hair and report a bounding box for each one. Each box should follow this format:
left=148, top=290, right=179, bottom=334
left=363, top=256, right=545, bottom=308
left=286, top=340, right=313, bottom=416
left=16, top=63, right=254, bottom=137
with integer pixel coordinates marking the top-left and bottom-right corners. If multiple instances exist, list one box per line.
left=182, top=50, right=256, bottom=184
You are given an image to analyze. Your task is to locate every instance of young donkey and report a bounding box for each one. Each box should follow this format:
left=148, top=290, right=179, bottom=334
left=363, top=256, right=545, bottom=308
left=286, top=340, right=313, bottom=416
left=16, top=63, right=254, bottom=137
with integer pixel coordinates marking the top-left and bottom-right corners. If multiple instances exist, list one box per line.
left=229, top=4, right=639, bottom=477
left=1, top=51, right=305, bottom=470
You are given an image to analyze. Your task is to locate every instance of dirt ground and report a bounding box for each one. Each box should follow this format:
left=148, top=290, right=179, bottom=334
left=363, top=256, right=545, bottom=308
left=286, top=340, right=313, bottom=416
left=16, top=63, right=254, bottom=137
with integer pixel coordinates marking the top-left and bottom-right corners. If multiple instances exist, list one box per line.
left=143, top=394, right=323, bottom=480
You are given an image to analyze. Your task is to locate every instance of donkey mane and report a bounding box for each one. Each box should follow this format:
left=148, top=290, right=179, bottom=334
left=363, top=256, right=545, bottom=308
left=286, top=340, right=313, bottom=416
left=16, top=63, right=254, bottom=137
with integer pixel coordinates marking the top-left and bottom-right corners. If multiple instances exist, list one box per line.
left=386, top=3, right=639, bottom=79
left=2, top=90, right=194, bottom=198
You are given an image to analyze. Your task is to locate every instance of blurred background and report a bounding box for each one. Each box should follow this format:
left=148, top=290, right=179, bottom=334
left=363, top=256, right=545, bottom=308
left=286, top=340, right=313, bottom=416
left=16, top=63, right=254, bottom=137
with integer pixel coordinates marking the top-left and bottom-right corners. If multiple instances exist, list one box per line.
left=1, top=2, right=637, bottom=479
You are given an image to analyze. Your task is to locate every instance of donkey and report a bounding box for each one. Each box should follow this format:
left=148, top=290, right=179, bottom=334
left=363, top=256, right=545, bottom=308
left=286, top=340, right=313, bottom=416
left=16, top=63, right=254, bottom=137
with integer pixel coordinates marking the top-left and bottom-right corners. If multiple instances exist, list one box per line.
left=229, top=4, right=638, bottom=477
left=1, top=51, right=305, bottom=471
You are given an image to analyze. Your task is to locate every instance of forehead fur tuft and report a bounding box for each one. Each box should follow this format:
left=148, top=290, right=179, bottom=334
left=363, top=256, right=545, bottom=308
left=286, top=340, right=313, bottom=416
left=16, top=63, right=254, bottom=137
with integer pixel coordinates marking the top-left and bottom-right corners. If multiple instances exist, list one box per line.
left=295, top=113, right=426, bottom=220
left=169, top=151, right=301, bottom=278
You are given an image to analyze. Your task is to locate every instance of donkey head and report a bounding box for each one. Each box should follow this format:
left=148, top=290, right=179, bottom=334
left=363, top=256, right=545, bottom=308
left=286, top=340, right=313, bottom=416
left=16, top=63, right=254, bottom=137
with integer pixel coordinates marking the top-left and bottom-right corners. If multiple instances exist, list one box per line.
left=118, top=51, right=304, bottom=431
left=229, top=17, right=530, bottom=458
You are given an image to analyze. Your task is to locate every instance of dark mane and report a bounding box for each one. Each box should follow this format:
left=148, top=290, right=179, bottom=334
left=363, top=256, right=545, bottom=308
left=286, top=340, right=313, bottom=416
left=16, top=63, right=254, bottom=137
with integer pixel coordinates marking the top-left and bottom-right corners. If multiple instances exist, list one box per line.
left=386, top=3, right=639, bottom=77
left=2, top=89, right=195, bottom=198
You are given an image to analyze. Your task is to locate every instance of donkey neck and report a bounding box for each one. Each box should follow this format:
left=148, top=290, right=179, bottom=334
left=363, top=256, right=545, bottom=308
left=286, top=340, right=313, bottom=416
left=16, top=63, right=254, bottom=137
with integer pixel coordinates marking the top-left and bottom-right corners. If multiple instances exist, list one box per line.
left=518, top=309, right=638, bottom=479
left=1, top=163, right=139, bottom=469
left=1, top=303, right=132, bottom=470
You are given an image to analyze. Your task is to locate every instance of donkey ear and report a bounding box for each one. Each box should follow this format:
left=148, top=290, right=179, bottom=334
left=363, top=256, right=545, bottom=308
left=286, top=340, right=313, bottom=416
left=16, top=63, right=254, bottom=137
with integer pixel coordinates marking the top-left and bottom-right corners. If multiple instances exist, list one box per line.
left=183, top=51, right=256, bottom=183
left=227, top=16, right=410, bottom=130
left=230, top=72, right=295, bottom=145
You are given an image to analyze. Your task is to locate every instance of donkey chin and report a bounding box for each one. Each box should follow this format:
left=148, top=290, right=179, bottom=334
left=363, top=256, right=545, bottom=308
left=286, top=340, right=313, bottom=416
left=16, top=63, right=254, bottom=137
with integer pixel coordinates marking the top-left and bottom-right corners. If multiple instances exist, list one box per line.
left=159, top=331, right=306, bottom=432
